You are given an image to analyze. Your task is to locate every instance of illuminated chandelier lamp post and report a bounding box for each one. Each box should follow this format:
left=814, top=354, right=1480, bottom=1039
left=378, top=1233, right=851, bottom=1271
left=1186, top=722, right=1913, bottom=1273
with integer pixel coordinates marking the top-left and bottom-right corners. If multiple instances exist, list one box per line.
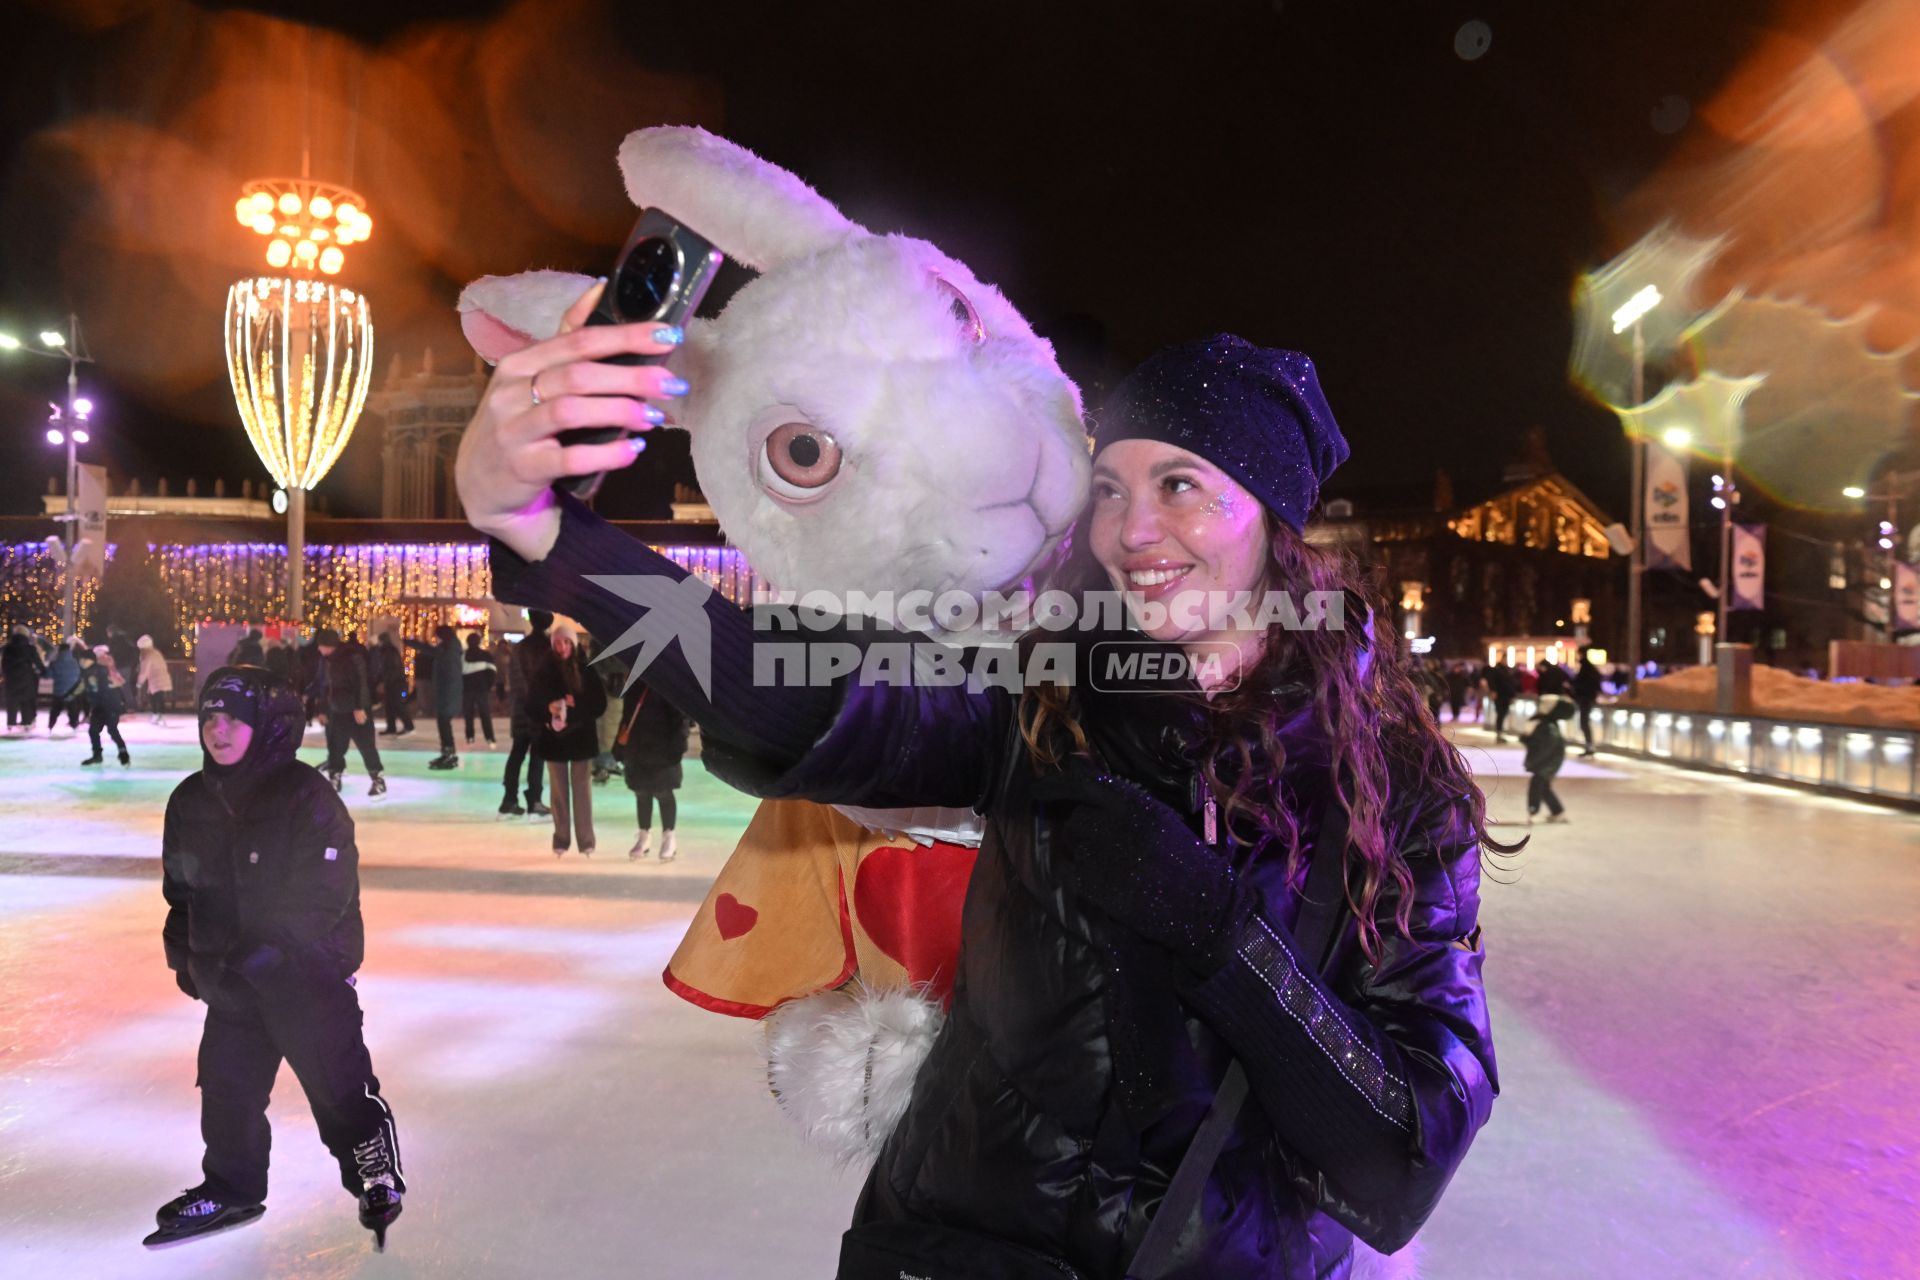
left=224, top=178, right=374, bottom=625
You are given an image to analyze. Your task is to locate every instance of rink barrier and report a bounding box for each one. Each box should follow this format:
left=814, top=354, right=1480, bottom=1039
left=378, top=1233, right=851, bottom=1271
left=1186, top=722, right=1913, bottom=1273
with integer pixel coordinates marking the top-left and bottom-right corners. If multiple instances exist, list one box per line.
left=1586, top=703, right=1920, bottom=808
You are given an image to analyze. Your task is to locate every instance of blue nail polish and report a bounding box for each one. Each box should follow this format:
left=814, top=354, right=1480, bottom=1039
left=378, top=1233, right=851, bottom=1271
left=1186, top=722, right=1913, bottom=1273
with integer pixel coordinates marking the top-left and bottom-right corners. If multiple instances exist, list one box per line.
left=653, top=325, right=684, bottom=346
left=660, top=376, right=689, bottom=398
left=628, top=436, right=648, bottom=456
left=642, top=405, right=665, bottom=425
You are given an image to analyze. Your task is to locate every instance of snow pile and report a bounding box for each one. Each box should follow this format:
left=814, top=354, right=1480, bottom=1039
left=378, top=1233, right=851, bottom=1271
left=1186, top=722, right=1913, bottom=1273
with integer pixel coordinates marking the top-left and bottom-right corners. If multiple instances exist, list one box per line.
left=1625, top=665, right=1920, bottom=729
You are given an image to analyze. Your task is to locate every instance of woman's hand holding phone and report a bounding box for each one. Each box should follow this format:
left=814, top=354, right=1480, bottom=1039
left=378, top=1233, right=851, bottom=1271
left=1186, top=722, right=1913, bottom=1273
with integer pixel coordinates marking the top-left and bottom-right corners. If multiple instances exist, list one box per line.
left=455, top=281, right=686, bottom=563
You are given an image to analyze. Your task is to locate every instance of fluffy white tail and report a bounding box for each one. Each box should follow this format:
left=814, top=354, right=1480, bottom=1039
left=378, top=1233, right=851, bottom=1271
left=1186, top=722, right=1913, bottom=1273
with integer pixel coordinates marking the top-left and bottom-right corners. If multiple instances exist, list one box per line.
left=762, top=983, right=944, bottom=1168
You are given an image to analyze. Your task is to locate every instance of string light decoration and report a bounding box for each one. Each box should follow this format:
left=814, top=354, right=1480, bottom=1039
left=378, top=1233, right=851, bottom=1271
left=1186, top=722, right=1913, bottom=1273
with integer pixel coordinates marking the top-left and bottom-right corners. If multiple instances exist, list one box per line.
left=232, top=179, right=372, bottom=276
left=224, top=273, right=374, bottom=624
left=1, top=541, right=758, bottom=659
left=226, top=277, right=373, bottom=491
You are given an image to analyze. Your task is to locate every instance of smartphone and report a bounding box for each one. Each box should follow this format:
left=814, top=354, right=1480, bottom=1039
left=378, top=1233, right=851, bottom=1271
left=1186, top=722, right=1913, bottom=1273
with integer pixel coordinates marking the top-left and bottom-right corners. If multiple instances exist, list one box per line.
left=556, top=208, right=725, bottom=499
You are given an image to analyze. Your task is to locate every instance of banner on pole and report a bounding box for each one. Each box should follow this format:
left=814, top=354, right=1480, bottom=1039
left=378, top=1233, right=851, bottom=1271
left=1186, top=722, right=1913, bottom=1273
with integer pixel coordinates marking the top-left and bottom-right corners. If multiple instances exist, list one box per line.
left=1895, top=561, right=1920, bottom=634
left=70, top=463, right=109, bottom=583
left=1644, top=442, right=1691, bottom=571
left=1730, top=523, right=1765, bottom=611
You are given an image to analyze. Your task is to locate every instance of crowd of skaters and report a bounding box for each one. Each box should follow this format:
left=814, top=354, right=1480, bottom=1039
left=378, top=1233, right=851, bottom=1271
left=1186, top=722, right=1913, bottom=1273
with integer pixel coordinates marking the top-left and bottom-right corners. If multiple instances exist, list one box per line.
left=4, top=622, right=177, bottom=765
left=7, top=612, right=694, bottom=862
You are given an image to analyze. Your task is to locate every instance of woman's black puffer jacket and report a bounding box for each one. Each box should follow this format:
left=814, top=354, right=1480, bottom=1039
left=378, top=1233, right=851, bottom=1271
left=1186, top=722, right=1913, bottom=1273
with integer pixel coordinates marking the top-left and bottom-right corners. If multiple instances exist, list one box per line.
left=492, top=497, right=1498, bottom=1279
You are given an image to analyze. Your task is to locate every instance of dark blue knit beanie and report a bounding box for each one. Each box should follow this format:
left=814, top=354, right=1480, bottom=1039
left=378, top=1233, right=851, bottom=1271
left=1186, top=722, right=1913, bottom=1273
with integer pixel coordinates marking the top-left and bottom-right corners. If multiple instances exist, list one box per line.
left=1093, top=335, right=1350, bottom=532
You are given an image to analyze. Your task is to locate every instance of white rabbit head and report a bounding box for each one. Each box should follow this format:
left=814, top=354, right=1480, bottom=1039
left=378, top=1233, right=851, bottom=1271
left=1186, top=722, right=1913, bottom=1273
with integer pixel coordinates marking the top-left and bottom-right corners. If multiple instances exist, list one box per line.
left=460, top=127, right=1088, bottom=626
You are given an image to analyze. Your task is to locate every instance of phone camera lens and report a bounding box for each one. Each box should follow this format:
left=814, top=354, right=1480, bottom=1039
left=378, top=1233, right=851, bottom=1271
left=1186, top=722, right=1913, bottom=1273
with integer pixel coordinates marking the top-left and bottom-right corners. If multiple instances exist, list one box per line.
left=613, top=238, right=680, bottom=320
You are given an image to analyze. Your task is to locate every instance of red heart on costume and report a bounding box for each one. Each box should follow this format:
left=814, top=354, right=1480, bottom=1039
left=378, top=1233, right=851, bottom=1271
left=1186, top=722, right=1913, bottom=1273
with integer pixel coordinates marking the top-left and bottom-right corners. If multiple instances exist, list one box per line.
left=714, top=893, right=759, bottom=941
left=853, top=841, right=978, bottom=1001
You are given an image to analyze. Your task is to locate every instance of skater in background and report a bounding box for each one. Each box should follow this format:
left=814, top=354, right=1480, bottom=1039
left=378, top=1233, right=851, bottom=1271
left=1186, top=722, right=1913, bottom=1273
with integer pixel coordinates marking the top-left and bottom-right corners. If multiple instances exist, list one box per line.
left=4, top=624, right=43, bottom=730
left=498, top=611, right=551, bottom=817
left=228, top=627, right=266, bottom=669
left=137, top=634, right=174, bottom=724
left=147, top=666, right=404, bottom=1250
left=80, top=644, right=130, bottom=766
left=107, top=625, right=139, bottom=691
left=1444, top=661, right=1469, bottom=723
left=45, top=637, right=83, bottom=734
left=427, top=625, right=465, bottom=770
left=529, top=621, right=605, bottom=856
left=263, top=634, right=295, bottom=684
left=1572, top=649, right=1603, bottom=757
left=1522, top=693, right=1577, bottom=825
left=1486, top=657, right=1518, bottom=742
left=311, top=629, right=386, bottom=796
left=460, top=632, right=497, bottom=750
left=590, top=639, right=626, bottom=784
left=375, top=631, right=412, bottom=736
left=1535, top=656, right=1567, bottom=698
left=618, top=678, right=691, bottom=862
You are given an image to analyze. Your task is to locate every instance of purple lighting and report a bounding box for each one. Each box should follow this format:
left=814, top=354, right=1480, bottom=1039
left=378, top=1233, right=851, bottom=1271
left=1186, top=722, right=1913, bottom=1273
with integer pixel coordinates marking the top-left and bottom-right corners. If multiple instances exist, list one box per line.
left=73, top=397, right=93, bottom=419
left=45, top=428, right=63, bottom=446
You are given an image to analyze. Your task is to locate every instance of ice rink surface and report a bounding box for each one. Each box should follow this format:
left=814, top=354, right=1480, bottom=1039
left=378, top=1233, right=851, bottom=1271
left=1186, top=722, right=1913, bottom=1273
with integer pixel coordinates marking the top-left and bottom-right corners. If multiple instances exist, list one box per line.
left=1, top=715, right=1914, bottom=1278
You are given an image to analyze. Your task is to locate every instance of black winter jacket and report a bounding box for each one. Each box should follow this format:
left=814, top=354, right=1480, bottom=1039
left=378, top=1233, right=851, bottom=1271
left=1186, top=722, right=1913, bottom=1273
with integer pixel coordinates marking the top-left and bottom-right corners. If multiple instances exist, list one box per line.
left=492, top=497, right=1498, bottom=1279
left=3, top=632, right=44, bottom=693
left=313, top=643, right=375, bottom=716
left=163, top=668, right=363, bottom=1001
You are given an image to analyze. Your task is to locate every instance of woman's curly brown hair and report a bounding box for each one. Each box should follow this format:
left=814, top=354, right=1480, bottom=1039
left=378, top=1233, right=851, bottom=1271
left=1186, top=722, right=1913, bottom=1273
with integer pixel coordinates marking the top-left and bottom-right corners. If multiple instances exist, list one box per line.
left=1020, top=511, right=1517, bottom=964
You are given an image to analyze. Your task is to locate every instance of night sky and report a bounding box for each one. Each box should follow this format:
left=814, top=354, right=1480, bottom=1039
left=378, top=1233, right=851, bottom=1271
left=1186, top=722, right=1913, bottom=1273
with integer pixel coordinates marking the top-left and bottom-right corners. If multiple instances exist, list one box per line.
left=0, top=0, right=1774, bottom=524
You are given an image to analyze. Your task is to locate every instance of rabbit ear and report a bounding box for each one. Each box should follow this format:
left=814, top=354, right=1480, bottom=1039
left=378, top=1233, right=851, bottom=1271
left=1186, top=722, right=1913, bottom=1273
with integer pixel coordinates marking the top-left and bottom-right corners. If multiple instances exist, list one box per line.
left=618, top=127, right=859, bottom=272
left=456, top=270, right=599, bottom=364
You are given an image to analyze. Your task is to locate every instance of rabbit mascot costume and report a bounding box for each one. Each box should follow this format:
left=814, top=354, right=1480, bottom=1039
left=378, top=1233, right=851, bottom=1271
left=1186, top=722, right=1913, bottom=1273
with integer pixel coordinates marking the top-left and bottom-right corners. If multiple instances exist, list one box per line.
left=460, top=126, right=1090, bottom=1165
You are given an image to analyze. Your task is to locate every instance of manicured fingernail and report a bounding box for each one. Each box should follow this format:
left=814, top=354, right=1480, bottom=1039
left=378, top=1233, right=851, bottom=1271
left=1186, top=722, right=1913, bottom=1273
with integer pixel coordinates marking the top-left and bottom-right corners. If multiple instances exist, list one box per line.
left=641, top=405, right=665, bottom=425
left=653, top=325, right=684, bottom=346
left=628, top=436, right=648, bottom=456
left=660, top=376, right=689, bottom=397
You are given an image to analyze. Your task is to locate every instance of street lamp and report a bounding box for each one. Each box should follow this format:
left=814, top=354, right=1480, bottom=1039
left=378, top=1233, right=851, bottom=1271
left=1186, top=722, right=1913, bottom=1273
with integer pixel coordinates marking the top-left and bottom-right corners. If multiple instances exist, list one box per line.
left=226, top=172, right=376, bottom=627
left=0, top=314, right=95, bottom=639
left=1843, top=484, right=1905, bottom=638
left=1613, top=285, right=1663, bottom=687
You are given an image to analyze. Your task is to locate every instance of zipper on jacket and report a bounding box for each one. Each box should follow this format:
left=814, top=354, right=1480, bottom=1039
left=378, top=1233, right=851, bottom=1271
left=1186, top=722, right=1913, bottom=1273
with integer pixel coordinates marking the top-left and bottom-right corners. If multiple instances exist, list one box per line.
left=1190, top=772, right=1218, bottom=847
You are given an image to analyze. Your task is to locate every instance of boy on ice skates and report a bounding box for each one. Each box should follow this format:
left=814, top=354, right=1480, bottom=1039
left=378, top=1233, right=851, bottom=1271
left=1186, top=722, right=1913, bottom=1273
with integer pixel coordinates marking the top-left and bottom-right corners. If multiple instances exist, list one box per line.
left=146, top=665, right=405, bottom=1249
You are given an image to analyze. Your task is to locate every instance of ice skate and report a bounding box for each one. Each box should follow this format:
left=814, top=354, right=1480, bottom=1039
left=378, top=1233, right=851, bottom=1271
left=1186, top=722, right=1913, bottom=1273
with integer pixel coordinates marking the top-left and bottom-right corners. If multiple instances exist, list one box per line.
left=351, top=1130, right=405, bottom=1252
left=628, top=831, right=651, bottom=860
left=527, top=800, right=552, bottom=818
left=658, top=831, right=678, bottom=863
left=142, top=1187, right=265, bottom=1248
left=326, top=768, right=344, bottom=792
left=498, top=797, right=525, bottom=818
left=580, top=844, right=595, bottom=857
left=552, top=837, right=569, bottom=857
left=427, top=754, right=458, bottom=771
left=118, top=748, right=131, bottom=767
left=368, top=773, right=387, bottom=797
left=81, top=751, right=103, bottom=766
left=1546, top=812, right=1570, bottom=824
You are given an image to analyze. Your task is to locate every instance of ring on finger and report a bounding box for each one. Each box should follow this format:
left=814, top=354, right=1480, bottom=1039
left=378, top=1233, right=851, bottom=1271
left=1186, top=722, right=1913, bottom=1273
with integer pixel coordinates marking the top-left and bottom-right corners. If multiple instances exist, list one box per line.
left=529, top=371, right=545, bottom=407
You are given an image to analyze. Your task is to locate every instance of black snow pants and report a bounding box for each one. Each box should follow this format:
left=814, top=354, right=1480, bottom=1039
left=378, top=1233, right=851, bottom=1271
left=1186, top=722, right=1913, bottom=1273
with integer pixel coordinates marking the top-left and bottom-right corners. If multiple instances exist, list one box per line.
left=323, top=715, right=384, bottom=777
left=502, top=732, right=544, bottom=804
left=196, top=973, right=402, bottom=1205
left=1526, top=772, right=1564, bottom=817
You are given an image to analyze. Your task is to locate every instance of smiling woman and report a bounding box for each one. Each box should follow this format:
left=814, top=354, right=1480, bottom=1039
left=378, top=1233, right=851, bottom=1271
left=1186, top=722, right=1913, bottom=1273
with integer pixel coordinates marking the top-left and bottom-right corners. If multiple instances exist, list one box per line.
left=474, top=327, right=1509, bottom=1278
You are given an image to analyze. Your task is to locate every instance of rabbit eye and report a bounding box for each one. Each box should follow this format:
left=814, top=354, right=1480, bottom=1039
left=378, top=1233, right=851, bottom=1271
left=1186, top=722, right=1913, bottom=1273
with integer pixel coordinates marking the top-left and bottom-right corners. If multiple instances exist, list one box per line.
left=761, top=422, right=843, bottom=501
left=935, top=276, right=987, bottom=345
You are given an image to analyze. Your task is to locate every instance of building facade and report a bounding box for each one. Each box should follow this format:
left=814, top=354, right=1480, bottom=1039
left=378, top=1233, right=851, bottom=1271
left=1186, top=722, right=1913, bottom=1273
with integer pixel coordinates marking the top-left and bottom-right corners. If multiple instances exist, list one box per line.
left=1312, top=431, right=1622, bottom=661
left=364, top=349, right=489, bottom=520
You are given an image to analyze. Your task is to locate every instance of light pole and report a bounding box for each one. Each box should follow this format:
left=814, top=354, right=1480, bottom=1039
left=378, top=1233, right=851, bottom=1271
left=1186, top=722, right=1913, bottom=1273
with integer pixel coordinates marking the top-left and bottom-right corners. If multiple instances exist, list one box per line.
left=2, top=314, right=94, bottom=639
left=1844, top=484, right=1903, bottom=638
left=1612, top=284, right=1662, bottom=685
left=1710, top=454, right=1740, bottom=642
